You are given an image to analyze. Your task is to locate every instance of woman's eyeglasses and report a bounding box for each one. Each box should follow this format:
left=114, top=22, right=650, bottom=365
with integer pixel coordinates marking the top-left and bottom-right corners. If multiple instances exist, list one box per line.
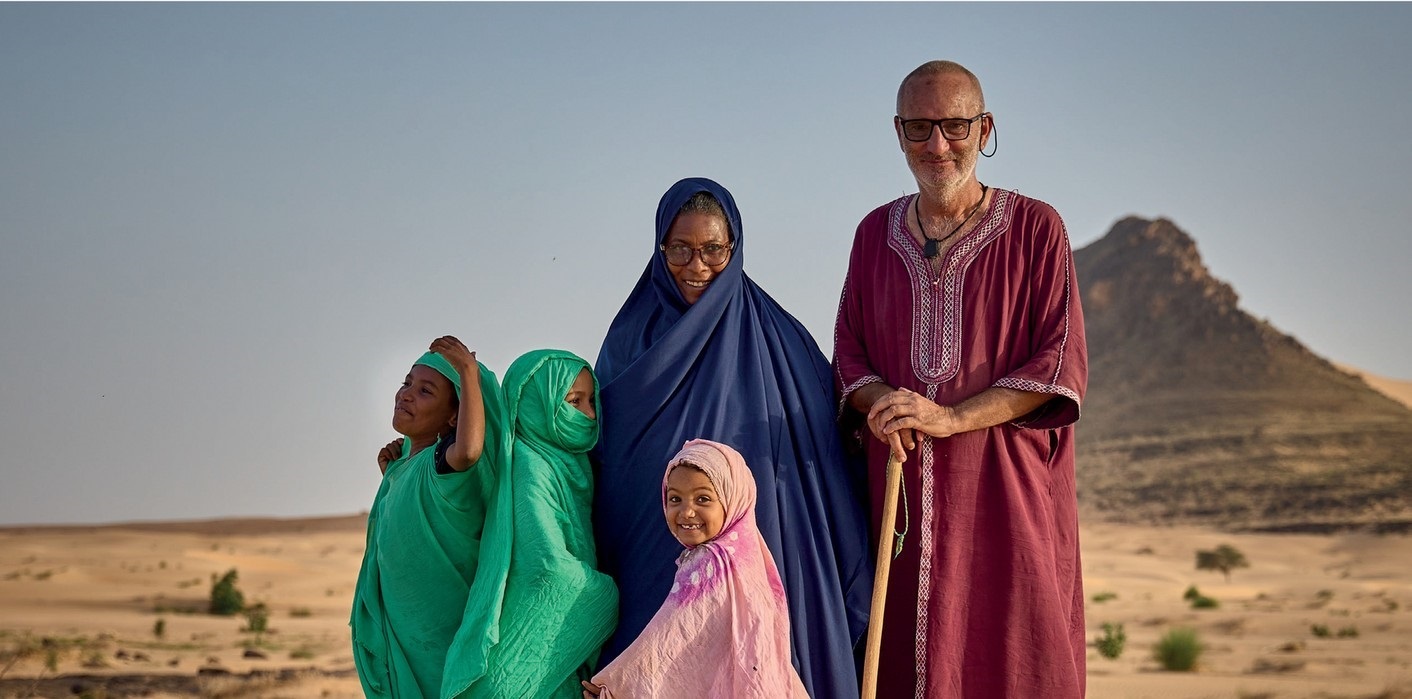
left=660, top=242, right=733, bottom=267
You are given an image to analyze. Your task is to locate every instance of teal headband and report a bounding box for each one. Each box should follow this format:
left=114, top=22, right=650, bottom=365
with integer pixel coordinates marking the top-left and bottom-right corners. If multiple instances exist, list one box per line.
left=414, top=351, right=462, bottom=400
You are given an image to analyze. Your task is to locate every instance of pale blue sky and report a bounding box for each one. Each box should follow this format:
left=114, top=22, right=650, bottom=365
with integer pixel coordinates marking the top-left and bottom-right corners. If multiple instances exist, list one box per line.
left=2, top=3, right=1408, bottom=525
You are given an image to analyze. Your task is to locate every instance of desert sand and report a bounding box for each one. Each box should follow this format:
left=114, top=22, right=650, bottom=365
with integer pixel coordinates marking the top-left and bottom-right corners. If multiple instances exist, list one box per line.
left=3, top=515, right=1411, bottom=698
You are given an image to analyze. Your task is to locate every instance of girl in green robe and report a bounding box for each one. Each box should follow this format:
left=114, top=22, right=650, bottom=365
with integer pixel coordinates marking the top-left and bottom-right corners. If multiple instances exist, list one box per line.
left=452, top=348, right=619, bottom=699
left=351, top=336, right=513, bottom=699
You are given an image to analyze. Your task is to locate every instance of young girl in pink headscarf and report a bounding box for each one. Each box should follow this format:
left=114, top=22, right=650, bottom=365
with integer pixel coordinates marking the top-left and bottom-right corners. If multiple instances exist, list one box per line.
left=581, top=439, right=808, bottom=699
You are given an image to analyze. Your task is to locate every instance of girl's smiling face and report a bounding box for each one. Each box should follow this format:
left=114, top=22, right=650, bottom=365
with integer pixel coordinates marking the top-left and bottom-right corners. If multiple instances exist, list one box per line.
left=664, top=464, right=725, bottom=547
left=392, top=365, right=457, bottom=441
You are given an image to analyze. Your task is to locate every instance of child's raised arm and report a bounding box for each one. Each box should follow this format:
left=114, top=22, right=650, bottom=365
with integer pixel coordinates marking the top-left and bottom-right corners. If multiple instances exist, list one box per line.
left=429, top=335, right=485, bottom=471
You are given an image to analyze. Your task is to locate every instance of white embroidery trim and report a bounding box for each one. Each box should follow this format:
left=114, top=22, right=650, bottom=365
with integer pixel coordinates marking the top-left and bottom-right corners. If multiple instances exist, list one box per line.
left=886, top=191, right=1014, bottom=386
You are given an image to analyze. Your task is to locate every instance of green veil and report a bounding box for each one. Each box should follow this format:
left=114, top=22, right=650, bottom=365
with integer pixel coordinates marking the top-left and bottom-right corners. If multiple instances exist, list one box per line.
left=448, top=349, right=619, bottom=699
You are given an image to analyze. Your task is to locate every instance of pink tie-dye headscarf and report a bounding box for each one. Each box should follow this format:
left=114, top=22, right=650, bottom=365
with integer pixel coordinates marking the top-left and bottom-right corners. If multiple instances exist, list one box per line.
left=589, top=439, right=808, bottom=698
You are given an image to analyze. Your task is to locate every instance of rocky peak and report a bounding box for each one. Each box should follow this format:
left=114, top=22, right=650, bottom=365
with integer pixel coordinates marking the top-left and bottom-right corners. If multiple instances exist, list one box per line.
left=1072, top=216, right=1412, bottom=532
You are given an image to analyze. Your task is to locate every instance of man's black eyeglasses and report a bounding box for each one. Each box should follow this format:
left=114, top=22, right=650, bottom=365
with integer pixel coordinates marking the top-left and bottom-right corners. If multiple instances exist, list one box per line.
left=898, top=113, right=989, bottom=143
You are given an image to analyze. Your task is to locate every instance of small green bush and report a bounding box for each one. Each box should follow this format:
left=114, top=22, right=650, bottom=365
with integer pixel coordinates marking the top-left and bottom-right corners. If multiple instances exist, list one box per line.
left=1154, top=627, right=1203, bottom=671
left=1337, top=625, right=1359, bottom=638
left=1096, top=623, right=1126, bottom=659
left=1090, top=591, right=1118, bottom=604
left=1183, top=585, right=1201, bottom=601
left=1191, top=595, right=1220, bottom=610
left=1311, top=624, right=1331, bottom=638
left=152, top=618, right=166, bottom=640
left=289, top=607, right=312, bottom=618
left=241, top=603, right=269, bottom=641
left=208, top=569, right=244, bottom=616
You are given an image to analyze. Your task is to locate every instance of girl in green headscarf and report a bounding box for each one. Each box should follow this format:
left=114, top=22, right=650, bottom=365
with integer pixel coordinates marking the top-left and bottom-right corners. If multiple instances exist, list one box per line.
left=351, top=335, right=513, bottom=699
left=450, top=349, right=619, bottom=699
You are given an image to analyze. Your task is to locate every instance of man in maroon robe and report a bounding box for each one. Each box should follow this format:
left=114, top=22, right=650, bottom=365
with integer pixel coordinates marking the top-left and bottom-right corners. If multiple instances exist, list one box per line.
left=833, top=60, right=1089, bottom=698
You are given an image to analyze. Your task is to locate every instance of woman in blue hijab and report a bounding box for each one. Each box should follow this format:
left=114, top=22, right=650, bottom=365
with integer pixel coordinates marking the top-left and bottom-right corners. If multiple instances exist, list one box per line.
left=593, top=177, right=871, bottom=699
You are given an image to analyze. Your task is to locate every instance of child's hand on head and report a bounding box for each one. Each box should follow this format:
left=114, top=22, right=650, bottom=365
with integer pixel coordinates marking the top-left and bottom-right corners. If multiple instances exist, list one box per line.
left=428, top=336, right=479, bottom=382
left=377, top=438, right=404, bottom=471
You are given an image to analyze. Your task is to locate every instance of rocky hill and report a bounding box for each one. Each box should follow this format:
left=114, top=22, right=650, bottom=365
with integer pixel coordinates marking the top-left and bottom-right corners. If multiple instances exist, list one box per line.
left=1073, top=217, right=1412, bottom=532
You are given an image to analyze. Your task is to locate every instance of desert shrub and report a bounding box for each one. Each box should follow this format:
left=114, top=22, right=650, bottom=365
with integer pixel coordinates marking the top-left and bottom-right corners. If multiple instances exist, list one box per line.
left=1190, top=595, right=1220, bottom=610
left=1154, top=627, right=1203, bottom=671
left=1090, top=591, right=1118, bottom=604
left=289, top=607, right=312, bottom=618
left=1096, top=623, right=1126, bottom=659
left=208, top=569, right=244, bottom=616
left=1196, top=544, right=1249, bottom=581
left=1183, top=585, right=1201, bottom=601
left=1311, top=624, right=1331, bottom=638
left=1337, top=625, right=1359, bottom=638
left=289, top=646, right=316, bottom=660
left=241, top=603, right=269, bottom=642
left=153, top=619, right=166, bottom=640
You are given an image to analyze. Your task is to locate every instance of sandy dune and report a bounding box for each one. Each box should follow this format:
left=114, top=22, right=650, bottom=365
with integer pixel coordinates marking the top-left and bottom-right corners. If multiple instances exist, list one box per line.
left=3, top=515, right=1411, bottom=698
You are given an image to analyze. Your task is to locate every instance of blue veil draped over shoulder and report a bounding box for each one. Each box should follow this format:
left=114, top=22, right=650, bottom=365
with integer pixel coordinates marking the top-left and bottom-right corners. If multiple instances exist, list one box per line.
left=592, top=177, right=871, bottom=699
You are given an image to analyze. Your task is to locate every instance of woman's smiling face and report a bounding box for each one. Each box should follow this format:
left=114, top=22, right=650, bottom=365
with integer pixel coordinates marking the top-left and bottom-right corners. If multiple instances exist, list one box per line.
left=661, top=211, right=731, bottom=305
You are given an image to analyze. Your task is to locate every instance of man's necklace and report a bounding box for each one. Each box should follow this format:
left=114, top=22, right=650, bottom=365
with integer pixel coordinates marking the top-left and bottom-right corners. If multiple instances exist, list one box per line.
left=917, top=185, right=989, bottom=259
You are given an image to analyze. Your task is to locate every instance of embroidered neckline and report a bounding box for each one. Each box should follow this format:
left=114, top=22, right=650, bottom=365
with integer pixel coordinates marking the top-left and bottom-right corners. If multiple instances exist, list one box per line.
left=886, top=189, right=1013, bottom=385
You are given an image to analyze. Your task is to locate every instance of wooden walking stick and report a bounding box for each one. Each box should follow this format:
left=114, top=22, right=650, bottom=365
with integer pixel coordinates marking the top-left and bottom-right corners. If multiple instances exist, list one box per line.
left=861, top=453, right=904, bottom=699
